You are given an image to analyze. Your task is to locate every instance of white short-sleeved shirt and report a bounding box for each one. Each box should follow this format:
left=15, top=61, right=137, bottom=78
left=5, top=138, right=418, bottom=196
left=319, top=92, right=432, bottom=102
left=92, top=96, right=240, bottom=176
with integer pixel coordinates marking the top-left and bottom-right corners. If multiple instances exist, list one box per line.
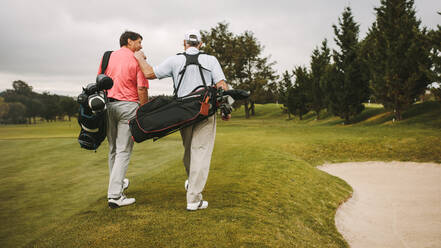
left=153, top=47, right=226, bottom=97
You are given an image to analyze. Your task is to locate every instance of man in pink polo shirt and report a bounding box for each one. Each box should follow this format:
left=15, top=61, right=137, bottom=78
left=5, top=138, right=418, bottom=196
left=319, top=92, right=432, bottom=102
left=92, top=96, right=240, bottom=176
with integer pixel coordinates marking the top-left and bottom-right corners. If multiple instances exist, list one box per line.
left=99, top=31, right=149, bottom=208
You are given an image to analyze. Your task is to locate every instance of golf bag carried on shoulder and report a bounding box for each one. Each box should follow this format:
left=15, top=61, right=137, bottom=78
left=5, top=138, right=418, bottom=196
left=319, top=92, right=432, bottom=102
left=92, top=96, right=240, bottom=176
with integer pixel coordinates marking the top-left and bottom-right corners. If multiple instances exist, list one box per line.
left=129, top=85, right=218, bottom=142
left=77, top=51, right=113, bottom=150
left=129, top=51, right=250, bottom=143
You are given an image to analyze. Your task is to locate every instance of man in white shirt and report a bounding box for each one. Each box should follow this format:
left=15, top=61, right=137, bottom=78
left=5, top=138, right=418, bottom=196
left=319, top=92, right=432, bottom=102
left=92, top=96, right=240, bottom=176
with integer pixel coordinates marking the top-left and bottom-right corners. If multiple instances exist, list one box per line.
left=134, top=30, right=229, bottom=211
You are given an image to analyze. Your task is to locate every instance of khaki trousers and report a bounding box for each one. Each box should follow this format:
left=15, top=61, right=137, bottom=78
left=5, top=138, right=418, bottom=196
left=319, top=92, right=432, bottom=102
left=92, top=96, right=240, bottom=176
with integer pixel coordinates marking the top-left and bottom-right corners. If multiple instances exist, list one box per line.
left=106, top=101, right=138, bottom=199
left=180, top=115, right=216, bottom=204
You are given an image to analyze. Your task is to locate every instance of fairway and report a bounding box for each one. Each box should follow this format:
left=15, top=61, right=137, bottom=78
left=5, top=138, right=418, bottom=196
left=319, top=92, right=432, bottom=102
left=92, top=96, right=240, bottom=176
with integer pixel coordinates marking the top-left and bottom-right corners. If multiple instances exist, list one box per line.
left=0, top=103, right=440, bottom=247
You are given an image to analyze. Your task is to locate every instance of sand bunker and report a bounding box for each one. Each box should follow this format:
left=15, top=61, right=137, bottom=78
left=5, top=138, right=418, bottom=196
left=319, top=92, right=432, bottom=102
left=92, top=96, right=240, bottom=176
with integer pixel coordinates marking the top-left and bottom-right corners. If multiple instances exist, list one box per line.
left=319, top=161, right=441, bottom=248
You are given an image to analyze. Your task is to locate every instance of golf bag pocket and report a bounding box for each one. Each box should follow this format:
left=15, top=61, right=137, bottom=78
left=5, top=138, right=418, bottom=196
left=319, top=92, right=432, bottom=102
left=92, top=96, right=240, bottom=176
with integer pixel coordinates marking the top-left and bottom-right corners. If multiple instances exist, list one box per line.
left=78, top=105, right=107, bottom=150
left=129, top=86, right=217, bottom=142
left=200, top=95, right=211, bottom=116
left=78, top=129, right=101, bottom=150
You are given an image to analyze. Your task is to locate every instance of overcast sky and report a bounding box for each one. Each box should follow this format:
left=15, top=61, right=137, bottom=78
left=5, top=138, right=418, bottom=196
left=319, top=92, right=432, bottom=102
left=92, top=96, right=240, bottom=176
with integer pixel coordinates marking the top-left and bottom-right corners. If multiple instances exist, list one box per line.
left=0, top=0, right=439, bottom=96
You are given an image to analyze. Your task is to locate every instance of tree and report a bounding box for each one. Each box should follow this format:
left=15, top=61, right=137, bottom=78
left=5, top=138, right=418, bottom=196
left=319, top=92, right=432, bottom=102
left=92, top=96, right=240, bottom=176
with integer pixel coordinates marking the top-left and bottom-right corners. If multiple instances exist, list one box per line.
left=201, top=23, right=278, bottom=118
left=288, top=66, right=310, bottom=120
left=60, top=97, right=78, bottom=121
left=27, top=98, right=43, bottom=124
left=6, top=102, right=26, bottom=124
left=200, top=22, right=237, bottom=83
left=0, top=97, right=9, bottom=123
left=428, top=12, right=441, bottom=83
left=249, top=57, right=278, bottom=116
left=1, top=81, right=44, bottom=124
left=309, top=39, right=331, bottom=119
left=40, top=92, right=61, bottom=122
left=235, top=31, right=278, bottom=117
left=12, top=80, right=33, bottom=96
left=278, top=70, right=294, bottom=119
left=0, top=80, right=78, bottom=124
left=359, top=36, right=375, bottom=103
left=329, top=6, right=369, bottom=123
left=1, top=89, right=32, bottom=123
left=366, top=0, right=432, bottom=120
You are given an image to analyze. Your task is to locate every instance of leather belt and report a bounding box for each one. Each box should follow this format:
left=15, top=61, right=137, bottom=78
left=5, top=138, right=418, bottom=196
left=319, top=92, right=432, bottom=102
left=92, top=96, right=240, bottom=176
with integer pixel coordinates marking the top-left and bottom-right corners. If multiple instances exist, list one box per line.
left=108, top=97, right=120, bottom=102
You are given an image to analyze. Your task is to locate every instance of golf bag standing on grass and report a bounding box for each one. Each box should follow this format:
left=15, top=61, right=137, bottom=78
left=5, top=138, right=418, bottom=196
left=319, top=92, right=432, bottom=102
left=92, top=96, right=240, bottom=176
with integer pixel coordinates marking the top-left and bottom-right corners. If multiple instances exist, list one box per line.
left=77, top=51, right=113, bottom=151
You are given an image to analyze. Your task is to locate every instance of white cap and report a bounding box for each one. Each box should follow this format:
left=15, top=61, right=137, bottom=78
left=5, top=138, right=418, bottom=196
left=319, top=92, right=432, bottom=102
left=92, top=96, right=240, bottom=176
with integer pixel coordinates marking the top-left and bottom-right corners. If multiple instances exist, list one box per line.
left=184, top=29, right=201, bottom=43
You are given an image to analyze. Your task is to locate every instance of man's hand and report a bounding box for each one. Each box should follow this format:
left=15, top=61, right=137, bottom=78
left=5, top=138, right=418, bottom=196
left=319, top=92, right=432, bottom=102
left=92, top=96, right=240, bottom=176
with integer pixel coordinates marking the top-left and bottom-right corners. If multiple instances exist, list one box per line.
left=215, top=80, right=228, bottom=91
left=216, top=80, right=231, bottom=121
left=134, top=51, right=146, bottom=61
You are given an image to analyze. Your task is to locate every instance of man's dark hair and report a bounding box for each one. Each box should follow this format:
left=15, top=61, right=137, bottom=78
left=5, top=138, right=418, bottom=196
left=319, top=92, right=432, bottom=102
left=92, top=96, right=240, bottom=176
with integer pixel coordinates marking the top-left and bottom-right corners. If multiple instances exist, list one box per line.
left=120, top=31, right=143, bottom=47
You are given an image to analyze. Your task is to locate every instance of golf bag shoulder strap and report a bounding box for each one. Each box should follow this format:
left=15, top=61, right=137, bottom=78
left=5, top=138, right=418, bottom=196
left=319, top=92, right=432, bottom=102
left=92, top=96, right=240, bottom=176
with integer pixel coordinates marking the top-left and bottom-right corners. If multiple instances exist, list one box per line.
left=100, top=51, right=113, bottom=74
left=99, top=50, right=113, bottom=100
left=174, top=52, right=211, bottom=97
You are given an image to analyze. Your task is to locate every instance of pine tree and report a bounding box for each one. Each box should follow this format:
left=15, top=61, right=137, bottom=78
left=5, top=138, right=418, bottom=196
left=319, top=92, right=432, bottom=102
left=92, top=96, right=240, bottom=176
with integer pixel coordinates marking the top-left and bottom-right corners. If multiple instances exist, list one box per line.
left=428, top=15, right=441, bottom=101
left=366, top=0, right=432, bottom=120
left=278, top=70, right=294, bottom=119
left=329, top=6, right=369, bottom=124
left=428, top=12, right=441, bottom=83
left=288, top=66, right=310, bottom=120
left=359, top=36, right=375, bottom=103
left=309, top=39, right=331, bottom=120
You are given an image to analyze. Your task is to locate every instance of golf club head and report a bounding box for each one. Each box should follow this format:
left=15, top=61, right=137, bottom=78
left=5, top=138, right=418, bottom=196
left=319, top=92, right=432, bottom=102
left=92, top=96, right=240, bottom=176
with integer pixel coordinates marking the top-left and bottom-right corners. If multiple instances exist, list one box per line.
left=96, top=74, right=114, bottom=91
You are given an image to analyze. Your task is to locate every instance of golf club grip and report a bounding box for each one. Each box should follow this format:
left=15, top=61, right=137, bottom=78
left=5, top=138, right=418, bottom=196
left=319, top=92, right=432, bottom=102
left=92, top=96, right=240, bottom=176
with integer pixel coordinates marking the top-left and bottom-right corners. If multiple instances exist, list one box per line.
left=223, top=89, right=250, bottom=100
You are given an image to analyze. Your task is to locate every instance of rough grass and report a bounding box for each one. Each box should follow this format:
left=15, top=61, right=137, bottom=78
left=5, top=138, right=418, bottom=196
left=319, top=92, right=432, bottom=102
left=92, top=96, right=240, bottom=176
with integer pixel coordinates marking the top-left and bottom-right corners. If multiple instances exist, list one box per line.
left=0, top=101, right=440, bottom=247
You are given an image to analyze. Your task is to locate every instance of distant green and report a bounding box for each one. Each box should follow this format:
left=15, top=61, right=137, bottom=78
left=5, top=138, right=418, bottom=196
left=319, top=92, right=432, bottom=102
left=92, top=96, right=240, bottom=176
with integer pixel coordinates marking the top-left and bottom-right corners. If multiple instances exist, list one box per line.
left=0, top=102, right=440, bottom=247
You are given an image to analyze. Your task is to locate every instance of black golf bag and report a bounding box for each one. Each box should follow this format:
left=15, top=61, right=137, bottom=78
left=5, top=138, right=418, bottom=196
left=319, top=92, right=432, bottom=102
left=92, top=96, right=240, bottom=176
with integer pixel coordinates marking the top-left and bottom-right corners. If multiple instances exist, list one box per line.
left=77, top=51, right=113, bottom=150
left=129, top=85, right=218, bottom=142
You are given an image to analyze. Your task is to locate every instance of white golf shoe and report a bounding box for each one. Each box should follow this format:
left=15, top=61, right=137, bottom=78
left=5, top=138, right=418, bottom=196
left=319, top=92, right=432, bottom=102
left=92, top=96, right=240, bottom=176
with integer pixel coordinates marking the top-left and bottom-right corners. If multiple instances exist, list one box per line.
left=108, top=194, right=136, bottom=209
left=185, top=179, right=188, bottom=191
left=187, top=200, right=208, bottom=211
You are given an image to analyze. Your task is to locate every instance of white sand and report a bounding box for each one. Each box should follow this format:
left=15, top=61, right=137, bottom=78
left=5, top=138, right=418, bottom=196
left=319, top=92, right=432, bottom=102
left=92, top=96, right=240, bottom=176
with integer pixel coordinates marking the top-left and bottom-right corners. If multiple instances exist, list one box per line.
left=319, top=161, right=441, bottom=248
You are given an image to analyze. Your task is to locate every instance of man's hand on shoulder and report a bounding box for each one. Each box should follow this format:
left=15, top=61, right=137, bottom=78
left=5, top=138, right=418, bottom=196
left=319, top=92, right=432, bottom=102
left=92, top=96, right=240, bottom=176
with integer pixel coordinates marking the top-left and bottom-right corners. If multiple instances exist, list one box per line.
left=134, top=51, right=146, bottom=61
left=134, top=51, right=157, bottom=79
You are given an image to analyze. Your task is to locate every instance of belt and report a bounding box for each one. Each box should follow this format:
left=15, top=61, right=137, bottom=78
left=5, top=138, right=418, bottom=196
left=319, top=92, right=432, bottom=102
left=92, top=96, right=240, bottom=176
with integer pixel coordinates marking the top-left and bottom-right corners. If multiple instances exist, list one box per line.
left=108, top=97, right=120, bottom=102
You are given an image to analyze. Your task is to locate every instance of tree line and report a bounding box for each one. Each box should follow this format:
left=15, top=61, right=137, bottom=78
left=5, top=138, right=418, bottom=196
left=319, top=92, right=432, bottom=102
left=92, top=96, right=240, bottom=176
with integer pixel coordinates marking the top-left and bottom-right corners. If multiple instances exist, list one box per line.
left=202, top=0, right=440, bottom=122
left=0, top=80, right=77, bottom=124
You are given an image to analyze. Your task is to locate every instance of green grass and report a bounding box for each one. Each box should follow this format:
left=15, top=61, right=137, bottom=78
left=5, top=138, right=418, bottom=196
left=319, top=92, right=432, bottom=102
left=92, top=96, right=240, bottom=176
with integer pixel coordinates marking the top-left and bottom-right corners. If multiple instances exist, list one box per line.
left=0, top=101, right=440, bottom=247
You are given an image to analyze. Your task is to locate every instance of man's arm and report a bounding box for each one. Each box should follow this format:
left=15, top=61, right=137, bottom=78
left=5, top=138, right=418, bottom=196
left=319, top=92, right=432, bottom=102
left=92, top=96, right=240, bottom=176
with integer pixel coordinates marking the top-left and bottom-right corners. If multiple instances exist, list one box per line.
left=134, top=51, right=157, bottom=79
left=138, top=86, right=148, bottom=105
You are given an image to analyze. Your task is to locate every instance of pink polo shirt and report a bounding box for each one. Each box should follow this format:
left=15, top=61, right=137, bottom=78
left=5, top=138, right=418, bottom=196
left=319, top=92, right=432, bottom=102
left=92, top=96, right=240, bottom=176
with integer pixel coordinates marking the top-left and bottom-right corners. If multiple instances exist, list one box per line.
left=98, top=47, right=149, bottom=102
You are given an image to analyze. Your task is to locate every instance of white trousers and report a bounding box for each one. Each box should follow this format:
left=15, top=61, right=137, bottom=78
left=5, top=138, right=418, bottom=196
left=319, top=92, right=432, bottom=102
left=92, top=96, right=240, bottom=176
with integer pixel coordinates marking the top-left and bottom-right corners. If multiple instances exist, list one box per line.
left=180, top=115, right=216, bottom=204
left=106, top=101, right=138, bottom=198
